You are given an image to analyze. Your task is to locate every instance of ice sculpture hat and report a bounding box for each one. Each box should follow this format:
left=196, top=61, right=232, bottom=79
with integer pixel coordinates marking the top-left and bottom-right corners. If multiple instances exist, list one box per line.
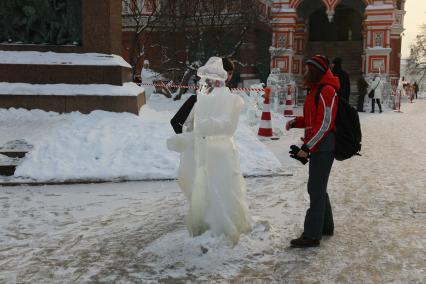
left=197, top=57, right=228, bottom=82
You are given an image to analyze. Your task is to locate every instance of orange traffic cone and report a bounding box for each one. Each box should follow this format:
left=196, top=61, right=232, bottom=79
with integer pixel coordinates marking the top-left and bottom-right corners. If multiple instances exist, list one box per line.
left=258, top=88, right=273, bottom=137
left=284, top=84, right=294, bottom=117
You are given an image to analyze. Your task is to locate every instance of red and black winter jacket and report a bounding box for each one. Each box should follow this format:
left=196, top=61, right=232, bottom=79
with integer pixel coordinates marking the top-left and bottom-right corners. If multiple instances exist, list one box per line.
left=294, top=69, right=340, bottom=153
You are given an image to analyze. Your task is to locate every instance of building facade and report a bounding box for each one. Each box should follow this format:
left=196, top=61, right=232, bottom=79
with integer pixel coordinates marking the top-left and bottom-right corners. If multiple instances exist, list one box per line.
left=270, top=0, right=406, bottom=89
left=122, top=0, right=406, bottom=91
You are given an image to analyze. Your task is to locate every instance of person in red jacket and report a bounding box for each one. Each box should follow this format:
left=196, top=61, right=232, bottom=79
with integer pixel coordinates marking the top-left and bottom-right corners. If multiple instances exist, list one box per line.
left=285, top=55, right=340, bottom=248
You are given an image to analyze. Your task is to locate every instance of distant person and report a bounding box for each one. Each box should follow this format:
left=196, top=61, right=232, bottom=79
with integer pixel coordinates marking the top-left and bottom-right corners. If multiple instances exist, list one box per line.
left=331, top=57, right=351, bottom=102
left=356, top=73, right=368, bottom=112
left=369, top=76, right=383, bottom=113
left=408, top=83, right=414, bottom=103
left=403, top=77, right=408, bottom=89
left=413, top=82, right=419, bottom=100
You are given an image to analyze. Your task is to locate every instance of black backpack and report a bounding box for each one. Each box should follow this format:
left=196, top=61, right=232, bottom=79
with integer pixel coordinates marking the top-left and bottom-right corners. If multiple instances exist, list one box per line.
left=315, top=85, right=362, bottom=161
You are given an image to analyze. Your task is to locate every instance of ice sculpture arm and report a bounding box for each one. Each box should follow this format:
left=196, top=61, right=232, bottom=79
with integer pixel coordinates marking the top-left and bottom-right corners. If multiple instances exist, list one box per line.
left=166, top=132, right=192, bottom=153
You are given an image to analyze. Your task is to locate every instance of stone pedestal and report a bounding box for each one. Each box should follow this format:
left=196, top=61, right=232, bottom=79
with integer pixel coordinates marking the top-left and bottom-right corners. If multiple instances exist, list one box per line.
left=0, top=0, right=144, bottom=115
left=0, top=0, right=122, bottom=54
left=0, top=94, right=145, bottom=115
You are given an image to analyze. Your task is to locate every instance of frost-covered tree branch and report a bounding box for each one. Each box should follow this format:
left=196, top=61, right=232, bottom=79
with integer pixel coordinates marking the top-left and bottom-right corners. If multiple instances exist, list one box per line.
left=407, top=24, right=426, bottom=83
left=124, top=0, right=268, bottom=99
left=123, top=0, right=160, bottom=78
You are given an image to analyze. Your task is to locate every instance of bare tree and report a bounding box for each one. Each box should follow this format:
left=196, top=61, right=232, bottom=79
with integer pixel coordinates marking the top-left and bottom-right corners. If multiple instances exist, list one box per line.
left=123, top=0, right=269, bottom=99
left=407, top=24, right=426, bottom=83
left=122, top=0, right=160, bottom=78
left=153, top=0, right=265, bottom=99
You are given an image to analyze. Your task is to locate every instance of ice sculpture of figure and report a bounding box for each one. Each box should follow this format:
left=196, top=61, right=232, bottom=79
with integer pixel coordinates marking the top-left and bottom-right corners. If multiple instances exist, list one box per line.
left=397, top=77, right=406, bottom=97
left=167, top=57, right=251, bottom=244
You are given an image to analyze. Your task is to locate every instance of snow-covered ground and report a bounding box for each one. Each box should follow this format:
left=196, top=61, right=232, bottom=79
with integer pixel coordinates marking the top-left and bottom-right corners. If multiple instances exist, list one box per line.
left=0, top=98, right=425, bottom=283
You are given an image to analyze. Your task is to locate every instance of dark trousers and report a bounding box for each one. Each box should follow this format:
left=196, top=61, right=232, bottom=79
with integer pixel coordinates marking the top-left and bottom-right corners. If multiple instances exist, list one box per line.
left=357, top=94, right=366, bottom=111
left=303, top=151, right=334, bottom=240
left=371, top=98, right=382, bottom=113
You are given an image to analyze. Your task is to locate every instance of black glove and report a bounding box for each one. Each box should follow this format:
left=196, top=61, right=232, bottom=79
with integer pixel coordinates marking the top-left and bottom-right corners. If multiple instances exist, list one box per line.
left=289, top=145, right=309, bottom=165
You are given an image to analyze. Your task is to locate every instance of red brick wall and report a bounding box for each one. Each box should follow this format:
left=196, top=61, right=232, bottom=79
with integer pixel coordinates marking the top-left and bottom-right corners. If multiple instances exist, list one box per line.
left=390, top=37, right=402, bottom=78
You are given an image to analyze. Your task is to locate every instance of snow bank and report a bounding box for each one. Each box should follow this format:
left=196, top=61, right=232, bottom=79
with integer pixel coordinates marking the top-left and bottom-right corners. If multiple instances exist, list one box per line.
left=0, top=93, right=282, bottom=182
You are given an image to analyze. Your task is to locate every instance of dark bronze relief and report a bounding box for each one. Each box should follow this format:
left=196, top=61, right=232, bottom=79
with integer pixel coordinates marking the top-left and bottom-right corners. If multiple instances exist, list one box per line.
left=0, top=0, right=82, bottom=45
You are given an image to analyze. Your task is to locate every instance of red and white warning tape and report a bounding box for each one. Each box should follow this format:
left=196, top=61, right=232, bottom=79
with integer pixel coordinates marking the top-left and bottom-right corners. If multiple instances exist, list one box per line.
left=231, top=87, right=265, bottom=92
left=137, top=82, right=265, bottom=92
left=137, top=82, right=197, bottom=89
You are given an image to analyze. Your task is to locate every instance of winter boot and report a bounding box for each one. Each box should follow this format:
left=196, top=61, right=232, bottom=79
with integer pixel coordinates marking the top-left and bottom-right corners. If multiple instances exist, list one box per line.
left=322, top=229, right=334, bottom=236
left=377, top=99, right=382, bottom=113
left=290, top=236, right=320, bottom=248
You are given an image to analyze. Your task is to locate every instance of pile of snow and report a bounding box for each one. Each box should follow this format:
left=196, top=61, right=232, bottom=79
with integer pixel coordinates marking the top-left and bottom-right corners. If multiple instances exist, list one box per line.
left=0, top=93, right=283, bottom=182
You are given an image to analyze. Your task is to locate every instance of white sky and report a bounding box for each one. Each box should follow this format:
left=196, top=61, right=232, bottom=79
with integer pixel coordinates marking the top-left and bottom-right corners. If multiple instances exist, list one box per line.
left=401, top=0, right=426, bottom=58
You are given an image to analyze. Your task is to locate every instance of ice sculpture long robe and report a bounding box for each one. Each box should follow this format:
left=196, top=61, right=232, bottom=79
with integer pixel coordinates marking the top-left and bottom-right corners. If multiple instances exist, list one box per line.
left=168, top=87, right=251, bottom=244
